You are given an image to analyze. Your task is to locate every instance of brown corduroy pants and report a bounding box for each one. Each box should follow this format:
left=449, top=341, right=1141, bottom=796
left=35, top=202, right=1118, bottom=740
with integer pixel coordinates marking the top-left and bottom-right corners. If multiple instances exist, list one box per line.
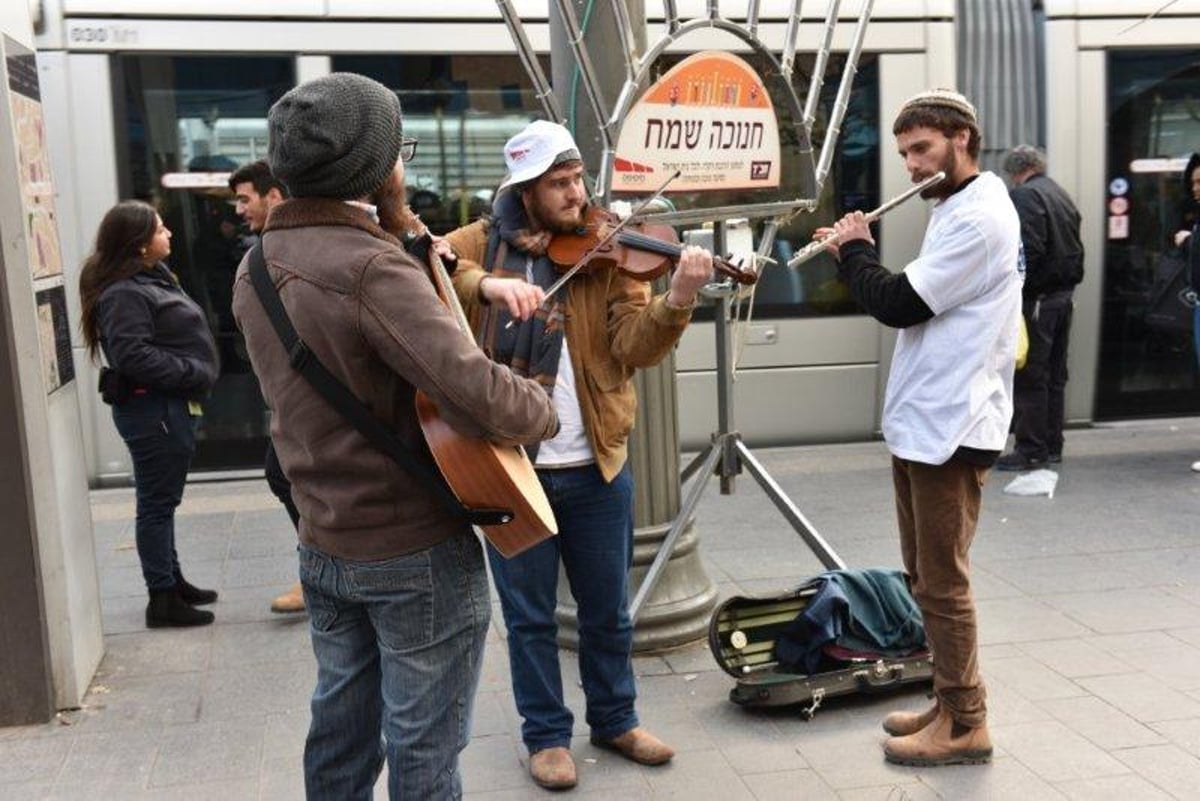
left=892, top=455, right=988, bottom=728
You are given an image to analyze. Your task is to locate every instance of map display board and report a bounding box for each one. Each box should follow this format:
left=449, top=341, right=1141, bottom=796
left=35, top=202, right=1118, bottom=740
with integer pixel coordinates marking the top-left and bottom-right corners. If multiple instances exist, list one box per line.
left=4, top=35, right=71, bottom=393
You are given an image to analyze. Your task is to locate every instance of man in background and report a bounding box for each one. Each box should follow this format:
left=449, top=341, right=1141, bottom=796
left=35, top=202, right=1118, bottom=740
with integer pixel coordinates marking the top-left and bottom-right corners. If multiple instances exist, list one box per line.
left=228, top=160, right=304, bottom=614
left=996, top=145, right=1084, bottom=471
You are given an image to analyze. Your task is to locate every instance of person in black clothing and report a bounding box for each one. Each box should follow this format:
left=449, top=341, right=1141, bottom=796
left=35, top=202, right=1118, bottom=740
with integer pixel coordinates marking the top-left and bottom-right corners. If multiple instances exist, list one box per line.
left=1174, top=153, right=1200, bottom=472
left=228, top=160, right=306, bottom=614
left=79, top=200, right=220, bottom=627
left=996, top=145, right=1085, bottom=471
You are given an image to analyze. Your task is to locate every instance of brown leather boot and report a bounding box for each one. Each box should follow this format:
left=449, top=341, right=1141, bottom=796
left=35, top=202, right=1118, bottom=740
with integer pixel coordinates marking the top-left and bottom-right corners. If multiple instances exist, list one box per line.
left=884, top=708, right=992, bottom=766
left=528, top=746, right=576, bottom=790
left=590, top=727, right=674, bottom=766
left=270, top=582, right=306, bottom=614
left=882, top=701, right=939, bottom=736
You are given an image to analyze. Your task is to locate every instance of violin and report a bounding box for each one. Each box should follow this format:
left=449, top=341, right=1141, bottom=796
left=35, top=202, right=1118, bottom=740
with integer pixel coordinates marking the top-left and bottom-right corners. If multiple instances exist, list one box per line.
left=546, top=206, right=758, bottom=286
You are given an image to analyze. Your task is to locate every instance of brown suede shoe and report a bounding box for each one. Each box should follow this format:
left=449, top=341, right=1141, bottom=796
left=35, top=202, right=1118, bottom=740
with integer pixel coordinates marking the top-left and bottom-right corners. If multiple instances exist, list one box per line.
left=590, top=727, right=674, bottom=766
left=528, top=746, right=577, bottom=790
left=882, top=701, right=939, bottom=736
left=270, top=582, right=306, bottom=614
left=884, top=709, right=992, bottom=766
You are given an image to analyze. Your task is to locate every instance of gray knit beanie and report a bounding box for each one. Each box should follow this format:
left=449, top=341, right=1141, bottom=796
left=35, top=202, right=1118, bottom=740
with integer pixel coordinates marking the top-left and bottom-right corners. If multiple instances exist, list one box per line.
left=267, top=73, right=402, bottom=199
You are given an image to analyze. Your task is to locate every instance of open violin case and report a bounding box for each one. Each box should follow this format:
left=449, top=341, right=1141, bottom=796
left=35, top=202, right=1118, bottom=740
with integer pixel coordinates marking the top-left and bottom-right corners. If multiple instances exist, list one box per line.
left=707, top=571, right=934, bottom=718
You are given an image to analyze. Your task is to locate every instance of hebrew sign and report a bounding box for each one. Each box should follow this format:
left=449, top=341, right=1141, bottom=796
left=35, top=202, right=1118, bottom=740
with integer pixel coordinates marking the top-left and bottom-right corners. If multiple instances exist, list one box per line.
left=612, top=51, right=781, bottom=194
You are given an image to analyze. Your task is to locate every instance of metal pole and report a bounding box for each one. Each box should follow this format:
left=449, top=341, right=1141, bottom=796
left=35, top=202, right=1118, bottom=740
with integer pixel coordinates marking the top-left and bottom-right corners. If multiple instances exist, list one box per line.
left=802, top=0, right=842, bottom=131
left=779, top=0, right=805, bottom=82
left=815, top=0, right=876, bottom=190
left=495, top=0, right=567, bottom=124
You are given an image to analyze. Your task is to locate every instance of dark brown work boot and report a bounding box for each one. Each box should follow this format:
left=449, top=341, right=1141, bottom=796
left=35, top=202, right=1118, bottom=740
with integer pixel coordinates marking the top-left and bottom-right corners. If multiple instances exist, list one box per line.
left=882, top=701, right=939, bottom=736
left=528, top=746, right=576, bottom=790
left=884, top=708, right=992, bottom=766
left=590, top=727, right=674, bottom=766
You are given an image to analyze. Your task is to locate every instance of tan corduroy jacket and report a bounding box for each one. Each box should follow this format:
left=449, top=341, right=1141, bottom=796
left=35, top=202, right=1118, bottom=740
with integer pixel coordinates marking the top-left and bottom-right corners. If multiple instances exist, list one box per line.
left=446, top=218, right=693, bottom=483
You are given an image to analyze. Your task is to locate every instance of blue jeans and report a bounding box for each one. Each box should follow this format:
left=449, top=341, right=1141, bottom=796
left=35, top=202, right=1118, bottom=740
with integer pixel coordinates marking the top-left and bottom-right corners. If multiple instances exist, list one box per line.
left=1193, top=305, right=1200, bottom=370
left=487, top=462, right=637, bottom=753
left=299, top=533, right=490, bottom=801
left=111, top=392, right=196, bottom=591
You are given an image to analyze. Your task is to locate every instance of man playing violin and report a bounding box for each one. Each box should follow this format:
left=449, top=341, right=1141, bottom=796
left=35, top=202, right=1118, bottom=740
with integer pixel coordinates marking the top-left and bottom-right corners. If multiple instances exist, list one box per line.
left=815, top=89, right=1021, bottom=767
left=445, top=120, right=713, bottom=791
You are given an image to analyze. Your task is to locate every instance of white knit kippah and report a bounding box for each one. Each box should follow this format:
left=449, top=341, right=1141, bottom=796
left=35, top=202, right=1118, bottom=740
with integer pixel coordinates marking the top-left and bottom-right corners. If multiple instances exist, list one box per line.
left=899, top=88, right=977, bottom=124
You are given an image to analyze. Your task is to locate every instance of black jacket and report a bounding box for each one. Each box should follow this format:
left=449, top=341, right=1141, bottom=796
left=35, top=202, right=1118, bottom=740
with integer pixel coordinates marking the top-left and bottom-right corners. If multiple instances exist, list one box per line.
left=1010, top=173, right=1084, bottom=299
left=97, top=263, right=219, bottom=400
left=1182, top=153, right=1200, bottom=291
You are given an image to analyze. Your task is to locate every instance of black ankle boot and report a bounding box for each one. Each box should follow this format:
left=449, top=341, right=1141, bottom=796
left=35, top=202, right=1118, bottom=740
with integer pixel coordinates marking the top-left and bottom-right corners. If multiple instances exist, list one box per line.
left=173, top=570, right=218, bottom=605
left=146, top=588, right=215, bottom=628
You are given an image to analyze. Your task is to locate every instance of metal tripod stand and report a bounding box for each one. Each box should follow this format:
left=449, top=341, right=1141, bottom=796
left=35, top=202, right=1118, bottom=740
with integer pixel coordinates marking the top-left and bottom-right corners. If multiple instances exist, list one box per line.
left=629, top=233, right=845, bottom=622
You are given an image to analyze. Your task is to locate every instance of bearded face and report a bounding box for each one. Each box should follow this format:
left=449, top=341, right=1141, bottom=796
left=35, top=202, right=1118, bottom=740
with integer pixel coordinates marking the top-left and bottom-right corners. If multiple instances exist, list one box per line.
left=524, top=162, right=587, bottom=233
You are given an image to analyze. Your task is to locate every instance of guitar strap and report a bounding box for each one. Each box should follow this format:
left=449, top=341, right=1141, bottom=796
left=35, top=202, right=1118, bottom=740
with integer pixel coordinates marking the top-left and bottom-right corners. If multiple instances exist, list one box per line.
left=245, top=242, right=512, bottom=527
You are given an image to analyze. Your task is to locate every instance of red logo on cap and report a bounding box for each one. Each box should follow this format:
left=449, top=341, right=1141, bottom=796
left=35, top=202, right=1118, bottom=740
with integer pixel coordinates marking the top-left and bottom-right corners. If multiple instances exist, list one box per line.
left=509, top=147, right=531, bottom=162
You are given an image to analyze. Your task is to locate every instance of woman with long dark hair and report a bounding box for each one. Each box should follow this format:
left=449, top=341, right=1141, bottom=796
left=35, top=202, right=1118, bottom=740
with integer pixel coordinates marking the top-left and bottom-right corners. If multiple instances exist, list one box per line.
left=80, top=200, right=220, bottom=627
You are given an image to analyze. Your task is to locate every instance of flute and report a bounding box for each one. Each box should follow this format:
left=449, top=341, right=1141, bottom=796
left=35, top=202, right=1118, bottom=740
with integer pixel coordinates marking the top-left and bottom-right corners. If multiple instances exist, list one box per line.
left=787, top=171, right=947, bottom=268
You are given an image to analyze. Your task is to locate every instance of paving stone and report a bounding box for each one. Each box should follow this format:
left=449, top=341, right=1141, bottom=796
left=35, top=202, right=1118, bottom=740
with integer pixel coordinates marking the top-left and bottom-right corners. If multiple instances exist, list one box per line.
left=743, top=768, right=839, bottom=799
left=1016, top=638, right=1135, bottom=679
left=1078, top=673, right=1200, bottom=723
left=220, top=555, right=304, bottom=589
left=914, top=754, right=1070, bottom=800
left=72, top=671, right=204, bottom=731
left=984, top=554, right=1144, bottom=596
left=459, top=733, right=535, bottom=794
left=1111, top=743, right=1200, bottom=800
left=147, top=718, right=264, bottom=788
left=985, top=655, right=1087, bottom=701
left=261, top=709, right=308, bottom=761
left=97, top=628, right=213, bottom=679
left=53, top=726, right=162, bottom=787
left=198, top=665, right=313, bottom=722
left=209, top=619, right=312, bottom=667
left=1039, top=696, right=1166, bottom=750
left=640, top=748, right=755, bottom=799
left=1041, top=588, right=1200, bottom=634
left=0, top=736, right=73, bottom=786
left=975, top=597, right=1089, bottom=644
left=1054, top=773, right=1176, bottom=800
left=226, top=530, right=298, bottom=559
left=231, top=507, right=294, bottom=534
left=1151, top=718, right=1200, bottom=759
left=836, top=782, right=941, bottom=801
left=173, top=511, right=237, bottom=537
left=991, top=720, right=1128, bottom=782
left=1109, top=643, right=1200, bottom=692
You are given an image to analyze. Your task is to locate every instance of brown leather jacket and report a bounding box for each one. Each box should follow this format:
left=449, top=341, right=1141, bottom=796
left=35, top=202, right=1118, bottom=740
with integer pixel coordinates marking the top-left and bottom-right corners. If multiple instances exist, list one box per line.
left=446, top=218, right=693, bottom=483
left=232, top=199, right=557, bottom=561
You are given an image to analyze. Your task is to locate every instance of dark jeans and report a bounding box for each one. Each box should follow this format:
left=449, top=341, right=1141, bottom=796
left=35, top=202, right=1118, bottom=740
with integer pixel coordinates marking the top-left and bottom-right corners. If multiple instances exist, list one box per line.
left=487, top=462, right=638, bottom=753
left=892, top=456, right=988, bottom=727
left=111, top=393, right=197, bottom=591
left=264, top=439, right=300, bottom=529
left=299, top=535, right=490, bottom=800
left=1013, top=290, right=1074, bottom=461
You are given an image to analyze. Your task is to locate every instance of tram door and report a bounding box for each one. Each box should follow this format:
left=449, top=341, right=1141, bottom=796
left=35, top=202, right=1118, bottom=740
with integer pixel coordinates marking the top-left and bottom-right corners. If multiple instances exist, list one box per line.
left=112, top=55, right=294, bottom=468
left=1098, top=49, right=1200, bottom=418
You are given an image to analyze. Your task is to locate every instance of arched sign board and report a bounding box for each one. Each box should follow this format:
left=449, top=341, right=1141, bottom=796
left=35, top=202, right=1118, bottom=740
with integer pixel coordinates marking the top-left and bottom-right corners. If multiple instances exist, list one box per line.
left=602, top=27, right=818, bottom=227
left=612, top=51, right=781, bottom=194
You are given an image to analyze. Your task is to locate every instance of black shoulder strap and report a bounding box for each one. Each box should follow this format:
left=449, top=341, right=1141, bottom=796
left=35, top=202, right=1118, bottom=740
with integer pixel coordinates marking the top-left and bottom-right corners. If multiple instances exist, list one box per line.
left=245, top=243, right=512, bottom=527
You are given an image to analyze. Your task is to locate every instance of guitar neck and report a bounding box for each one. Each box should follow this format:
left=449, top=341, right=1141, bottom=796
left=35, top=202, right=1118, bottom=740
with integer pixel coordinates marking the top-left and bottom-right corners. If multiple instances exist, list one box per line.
left=421, top=238, right=476, bottom=342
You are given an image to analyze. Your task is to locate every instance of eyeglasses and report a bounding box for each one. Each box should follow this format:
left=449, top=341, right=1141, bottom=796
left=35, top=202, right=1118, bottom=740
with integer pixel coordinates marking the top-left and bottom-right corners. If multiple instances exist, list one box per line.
left=400, top=137, right=418, bottom=163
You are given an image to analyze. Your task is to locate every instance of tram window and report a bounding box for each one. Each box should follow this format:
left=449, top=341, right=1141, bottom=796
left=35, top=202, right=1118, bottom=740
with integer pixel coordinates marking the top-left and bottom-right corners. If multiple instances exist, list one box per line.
left=113, top=55, right=294, bottom=468
left=1097, top=49, right=1200, bottom=419
left=333, top=55, right=552, bottom=236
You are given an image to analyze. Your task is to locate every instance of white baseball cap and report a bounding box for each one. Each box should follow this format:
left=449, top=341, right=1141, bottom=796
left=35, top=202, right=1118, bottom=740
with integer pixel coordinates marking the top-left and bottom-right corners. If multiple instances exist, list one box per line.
left=497, top=120, right=582, bottom=192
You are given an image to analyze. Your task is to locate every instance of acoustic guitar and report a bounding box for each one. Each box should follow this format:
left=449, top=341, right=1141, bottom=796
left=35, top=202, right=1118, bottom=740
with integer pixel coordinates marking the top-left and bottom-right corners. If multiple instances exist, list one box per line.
left=412, top=230, right=558, bottom=558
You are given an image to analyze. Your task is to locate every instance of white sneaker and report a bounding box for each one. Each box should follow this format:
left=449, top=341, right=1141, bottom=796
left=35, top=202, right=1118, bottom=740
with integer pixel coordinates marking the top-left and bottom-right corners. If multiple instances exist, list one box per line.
left=1192, top=461, right=1200, bottom=473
